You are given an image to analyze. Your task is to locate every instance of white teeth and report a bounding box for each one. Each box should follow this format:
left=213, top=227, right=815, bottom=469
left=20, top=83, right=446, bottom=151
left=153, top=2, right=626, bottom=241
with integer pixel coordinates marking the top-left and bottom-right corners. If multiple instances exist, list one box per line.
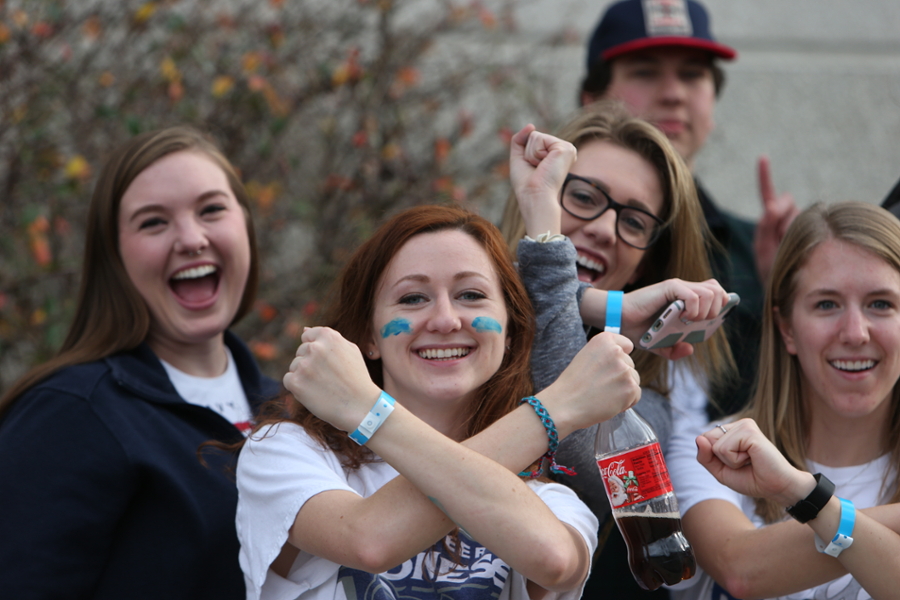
left=576, top=254, right=606, bottom=274
left=418, top=348, right=470, bottom=360
left=831, top=359, right=876, bottom=372
left=172, top=265, right=216, bottom=280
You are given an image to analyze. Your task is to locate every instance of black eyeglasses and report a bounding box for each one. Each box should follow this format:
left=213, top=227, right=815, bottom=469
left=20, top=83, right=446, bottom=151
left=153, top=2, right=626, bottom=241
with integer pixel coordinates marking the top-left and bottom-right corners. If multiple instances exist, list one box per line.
left=560, top=174, right=664, bottom=250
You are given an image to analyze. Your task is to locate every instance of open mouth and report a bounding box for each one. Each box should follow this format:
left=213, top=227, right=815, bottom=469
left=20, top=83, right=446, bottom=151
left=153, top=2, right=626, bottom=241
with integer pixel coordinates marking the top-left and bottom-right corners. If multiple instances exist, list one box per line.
left=830, top=359, right=877, bottom=373
left=576, top=254, right=606, bottom=284
left=418, top=347, right=471, bottom=360
left=170, top=264, right=219, bottom=303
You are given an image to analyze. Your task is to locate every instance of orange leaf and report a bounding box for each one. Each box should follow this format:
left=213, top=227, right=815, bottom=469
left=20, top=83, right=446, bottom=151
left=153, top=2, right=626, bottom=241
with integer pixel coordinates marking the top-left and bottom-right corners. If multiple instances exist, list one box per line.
left=168, top=80, right=184, bottom=102
left=31, top=21, right=53, bottom=38
left=396, top=66, right=419, bottom=86
left=381, top=143, right=401, bottom=161
left=0, top=23, right=10, bottom=44
left=256, top=301, right=278, bottom=323
left=98, top=71, right=115, bottom=87
left=242, top=51, right=263, bottom=74
left=211, top=75, right=234, bottom=98
left=479, top=8, right=496, bottom=29
left=12, top=10, right=28, bottom=29
left=284, top=320, right=304, bottom=339
left=31, top=308, right=47, bottom=326
left=30, top=234, right=52, bottom=267
left=247, top=74, right=267, bottom=92
left=28, top=215, right=50, bottom=235
left=434, top=138, right=451, bottom=164
left=302, top=301, right=319, bottom=318
left=83, top=16, right=103, bottom=40
left=250, top=341, right=277, bottom=361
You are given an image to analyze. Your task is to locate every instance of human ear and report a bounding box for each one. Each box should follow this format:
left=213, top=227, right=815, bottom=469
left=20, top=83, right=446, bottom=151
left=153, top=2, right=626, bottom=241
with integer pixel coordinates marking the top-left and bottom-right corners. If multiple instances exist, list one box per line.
left=774, top=306, right=798, bottom=355
left=364, top=332, right=381, bottom=360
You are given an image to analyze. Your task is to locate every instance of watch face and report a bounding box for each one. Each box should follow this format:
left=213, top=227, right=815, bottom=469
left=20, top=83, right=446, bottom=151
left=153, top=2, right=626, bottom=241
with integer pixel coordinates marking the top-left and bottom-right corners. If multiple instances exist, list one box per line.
left=787, top=473, right=835, bottom=523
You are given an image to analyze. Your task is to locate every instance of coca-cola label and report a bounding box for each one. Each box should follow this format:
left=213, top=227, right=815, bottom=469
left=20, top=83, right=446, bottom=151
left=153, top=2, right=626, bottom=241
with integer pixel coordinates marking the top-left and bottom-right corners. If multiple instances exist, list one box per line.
left=597, top=442, right=672, bottom=508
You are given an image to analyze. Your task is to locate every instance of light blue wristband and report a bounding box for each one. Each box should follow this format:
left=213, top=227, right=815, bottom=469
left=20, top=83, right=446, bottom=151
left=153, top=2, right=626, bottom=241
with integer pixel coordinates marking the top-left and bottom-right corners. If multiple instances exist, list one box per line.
left=815, top=497, right=855, bottom=557
left=605, top=291, right=623, bottom=334
left=348, top=391, right=396, bottom=445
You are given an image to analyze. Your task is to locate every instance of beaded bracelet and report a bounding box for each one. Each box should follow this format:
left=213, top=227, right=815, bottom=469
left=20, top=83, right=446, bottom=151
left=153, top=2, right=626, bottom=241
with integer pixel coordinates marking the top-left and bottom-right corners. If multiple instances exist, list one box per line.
left=518, top=395, right=577, bottom=479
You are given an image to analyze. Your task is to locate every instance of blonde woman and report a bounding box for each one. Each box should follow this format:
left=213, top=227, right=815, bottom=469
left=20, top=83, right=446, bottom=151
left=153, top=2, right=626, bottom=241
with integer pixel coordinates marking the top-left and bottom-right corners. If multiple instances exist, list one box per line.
left=670, top=202, right=900, bottom=600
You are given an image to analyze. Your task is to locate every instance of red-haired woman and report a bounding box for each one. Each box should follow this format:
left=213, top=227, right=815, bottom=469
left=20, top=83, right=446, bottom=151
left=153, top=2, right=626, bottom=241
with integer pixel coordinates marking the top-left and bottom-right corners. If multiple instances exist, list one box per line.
left=234, top=205, right=644, bottom=600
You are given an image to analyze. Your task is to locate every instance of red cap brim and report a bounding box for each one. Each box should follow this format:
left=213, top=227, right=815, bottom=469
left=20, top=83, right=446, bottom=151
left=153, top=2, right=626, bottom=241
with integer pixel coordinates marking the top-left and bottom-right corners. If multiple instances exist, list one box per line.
left=603, top=37, right=737, bottom=61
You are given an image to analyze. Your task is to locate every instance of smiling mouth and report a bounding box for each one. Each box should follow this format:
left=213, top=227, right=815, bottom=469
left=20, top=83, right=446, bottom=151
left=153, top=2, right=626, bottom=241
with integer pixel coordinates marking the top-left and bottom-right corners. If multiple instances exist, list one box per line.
left=830, top=359, right=877, bottom=372
left=418, top=347, right=471, bottom=360
left=576, top=254, right=606, bottom=283
left=170, top=265, right=219, bottom=303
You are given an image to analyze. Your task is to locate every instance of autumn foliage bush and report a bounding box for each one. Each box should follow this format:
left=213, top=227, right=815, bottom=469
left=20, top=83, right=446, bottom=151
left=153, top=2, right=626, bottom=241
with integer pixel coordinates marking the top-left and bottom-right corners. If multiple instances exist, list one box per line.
left=0, top=0, right=564, bottom=388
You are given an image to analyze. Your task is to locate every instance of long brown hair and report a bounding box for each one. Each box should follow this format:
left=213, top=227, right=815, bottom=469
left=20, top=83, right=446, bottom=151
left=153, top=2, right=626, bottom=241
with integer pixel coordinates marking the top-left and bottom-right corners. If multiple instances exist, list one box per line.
left=253, top=205, right=535, bottom=468
left=499, top=100, right=731, bottom=397
left=0, top=126, right=260, bottom=418
left=746, top=202, right=900, bottom=523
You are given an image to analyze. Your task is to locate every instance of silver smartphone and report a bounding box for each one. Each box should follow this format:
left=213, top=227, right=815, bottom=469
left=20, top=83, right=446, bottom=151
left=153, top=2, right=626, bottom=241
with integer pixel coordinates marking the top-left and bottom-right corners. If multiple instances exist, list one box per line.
left=638, top=293, right=740, bottom=350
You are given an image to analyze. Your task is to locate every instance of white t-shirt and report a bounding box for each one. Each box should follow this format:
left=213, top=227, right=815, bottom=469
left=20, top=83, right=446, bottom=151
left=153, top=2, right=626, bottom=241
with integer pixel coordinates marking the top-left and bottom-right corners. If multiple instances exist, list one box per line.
left=235, top=422, right=599, bottom=600
left=668, top=362, right=711, bottom=439
left=667, top=424, right=896, bottom=600
left=161, top=347, right=253, bottom=433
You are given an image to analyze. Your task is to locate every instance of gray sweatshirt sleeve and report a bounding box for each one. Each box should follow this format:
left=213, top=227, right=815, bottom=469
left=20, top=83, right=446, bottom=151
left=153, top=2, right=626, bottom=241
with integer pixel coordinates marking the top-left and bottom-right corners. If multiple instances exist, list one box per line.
left=517, top=237, right=673, bottom=520
left=516, top=238, right=590, bottom=393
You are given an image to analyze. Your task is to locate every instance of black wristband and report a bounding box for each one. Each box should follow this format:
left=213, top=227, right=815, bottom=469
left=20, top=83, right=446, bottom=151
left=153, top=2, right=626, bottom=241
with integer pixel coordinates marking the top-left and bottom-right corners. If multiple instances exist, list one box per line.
left=785, top=473, right=835, bottom=523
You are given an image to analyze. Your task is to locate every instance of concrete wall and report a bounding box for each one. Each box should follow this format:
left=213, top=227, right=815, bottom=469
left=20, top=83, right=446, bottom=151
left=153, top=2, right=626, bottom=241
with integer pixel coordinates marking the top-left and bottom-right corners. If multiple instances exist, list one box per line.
left=507, top=0, right=900, bottom=220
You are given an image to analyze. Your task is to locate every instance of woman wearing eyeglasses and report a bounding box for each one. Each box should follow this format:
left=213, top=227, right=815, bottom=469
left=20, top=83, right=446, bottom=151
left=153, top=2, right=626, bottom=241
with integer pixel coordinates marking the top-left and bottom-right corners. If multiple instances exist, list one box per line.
left=500, top=101, right=734, bottom=599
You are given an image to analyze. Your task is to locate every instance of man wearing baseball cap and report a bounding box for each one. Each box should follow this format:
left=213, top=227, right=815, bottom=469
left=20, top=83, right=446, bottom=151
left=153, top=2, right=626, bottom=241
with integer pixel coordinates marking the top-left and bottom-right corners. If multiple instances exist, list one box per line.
left=581, top=0, right=797, bottom=420
left=571, top=4, right=796, bottom=599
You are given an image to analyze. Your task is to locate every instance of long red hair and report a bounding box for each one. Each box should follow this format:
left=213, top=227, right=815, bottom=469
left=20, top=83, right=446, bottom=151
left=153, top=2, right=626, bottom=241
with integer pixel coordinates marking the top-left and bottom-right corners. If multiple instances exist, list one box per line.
left=254, top=205, right=536, bottom=467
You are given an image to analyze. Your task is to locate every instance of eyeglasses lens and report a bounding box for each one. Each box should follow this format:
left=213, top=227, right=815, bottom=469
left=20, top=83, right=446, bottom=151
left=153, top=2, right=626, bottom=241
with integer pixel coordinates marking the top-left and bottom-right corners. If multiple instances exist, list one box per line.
left=561, top=179, right=658, bottom=248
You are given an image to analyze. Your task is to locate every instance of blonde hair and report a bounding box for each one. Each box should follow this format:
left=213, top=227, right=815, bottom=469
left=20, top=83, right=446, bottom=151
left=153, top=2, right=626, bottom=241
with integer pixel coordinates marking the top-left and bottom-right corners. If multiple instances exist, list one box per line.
left=500, top=100, right=731, bottom=396
left=745, top=202, right=900, bottom=522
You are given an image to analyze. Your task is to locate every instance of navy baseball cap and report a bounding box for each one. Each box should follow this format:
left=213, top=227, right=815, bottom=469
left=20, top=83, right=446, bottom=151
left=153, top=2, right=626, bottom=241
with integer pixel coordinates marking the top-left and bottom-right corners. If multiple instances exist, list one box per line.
left=586, top=0, right=737, bottom=70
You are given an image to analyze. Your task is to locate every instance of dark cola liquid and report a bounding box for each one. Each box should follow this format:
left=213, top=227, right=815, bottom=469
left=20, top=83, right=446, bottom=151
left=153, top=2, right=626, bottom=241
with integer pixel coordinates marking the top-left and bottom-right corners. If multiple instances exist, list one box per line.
left=615, top=514, right=696, bottom=590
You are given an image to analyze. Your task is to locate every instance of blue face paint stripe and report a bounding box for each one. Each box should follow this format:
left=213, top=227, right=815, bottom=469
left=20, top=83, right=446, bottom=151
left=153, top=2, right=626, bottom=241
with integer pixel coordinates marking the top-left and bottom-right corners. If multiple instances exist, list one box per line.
left=380, top=318, right=412, bottom=338
left=471, top=316, right=503, bottom=334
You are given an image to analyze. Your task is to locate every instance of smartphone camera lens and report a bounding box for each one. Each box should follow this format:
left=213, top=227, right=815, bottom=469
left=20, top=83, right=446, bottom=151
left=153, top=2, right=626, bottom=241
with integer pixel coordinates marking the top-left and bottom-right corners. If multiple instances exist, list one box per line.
left=651, top=319, right=664, bottom=332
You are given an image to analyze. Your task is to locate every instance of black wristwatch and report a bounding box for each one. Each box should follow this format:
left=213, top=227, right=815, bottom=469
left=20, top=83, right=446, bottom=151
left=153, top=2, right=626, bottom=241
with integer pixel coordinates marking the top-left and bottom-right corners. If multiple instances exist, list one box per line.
left=785, top=473, right=835, bottom=523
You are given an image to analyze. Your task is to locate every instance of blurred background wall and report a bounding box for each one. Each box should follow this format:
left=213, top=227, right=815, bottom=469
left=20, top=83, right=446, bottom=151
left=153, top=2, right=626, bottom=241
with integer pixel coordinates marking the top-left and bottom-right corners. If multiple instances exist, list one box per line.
left=507, top=0, right=900, bottom=220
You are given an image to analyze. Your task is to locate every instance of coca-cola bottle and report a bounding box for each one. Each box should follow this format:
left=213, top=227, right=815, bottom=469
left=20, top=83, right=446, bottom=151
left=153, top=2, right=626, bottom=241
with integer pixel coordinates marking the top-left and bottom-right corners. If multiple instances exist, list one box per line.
left=594, top=407, right=696, bottom=590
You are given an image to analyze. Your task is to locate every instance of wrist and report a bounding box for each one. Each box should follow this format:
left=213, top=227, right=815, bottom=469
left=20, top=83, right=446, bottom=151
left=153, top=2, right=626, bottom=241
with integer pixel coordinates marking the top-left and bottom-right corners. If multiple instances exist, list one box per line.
left=533, top=392, right=575, bottom=440
left=785, top=473, right=835, bottom=523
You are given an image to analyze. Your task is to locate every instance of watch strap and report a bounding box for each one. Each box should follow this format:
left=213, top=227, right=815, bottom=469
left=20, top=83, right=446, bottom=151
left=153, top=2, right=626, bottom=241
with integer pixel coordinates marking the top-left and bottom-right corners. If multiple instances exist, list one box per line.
left=786, top=473, right=835, bottom=523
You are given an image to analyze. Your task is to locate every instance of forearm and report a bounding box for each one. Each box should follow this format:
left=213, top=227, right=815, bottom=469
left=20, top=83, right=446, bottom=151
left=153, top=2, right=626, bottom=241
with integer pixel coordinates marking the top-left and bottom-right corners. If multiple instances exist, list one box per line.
left=687, top=500, right=900, bottom=599
left=366, top=405, right=588, bottom=588
left=517, top=238, right=589, bottom=392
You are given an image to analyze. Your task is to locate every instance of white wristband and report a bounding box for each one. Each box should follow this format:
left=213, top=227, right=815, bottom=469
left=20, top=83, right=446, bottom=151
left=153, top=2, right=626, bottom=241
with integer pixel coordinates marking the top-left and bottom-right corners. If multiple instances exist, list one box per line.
left=348, top=391, right=396, bottom=445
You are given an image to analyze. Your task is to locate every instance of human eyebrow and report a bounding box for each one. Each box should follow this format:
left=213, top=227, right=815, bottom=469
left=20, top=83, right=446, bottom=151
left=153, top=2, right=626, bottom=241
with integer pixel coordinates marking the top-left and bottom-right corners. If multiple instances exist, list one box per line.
left=125, top=190, right=230, bottom=224
left=454, top=271, right=490, bottom=283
